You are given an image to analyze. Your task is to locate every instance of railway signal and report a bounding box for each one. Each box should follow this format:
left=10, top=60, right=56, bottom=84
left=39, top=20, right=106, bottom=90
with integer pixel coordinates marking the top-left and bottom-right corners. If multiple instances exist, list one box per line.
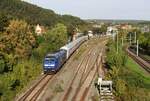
left=130, top=33, right=132, bottom=45
left=116, top=30, right=119, bottom=54
left=122, top=37, right=124, bottom=46
left=96, top=78, right=113, bottom=101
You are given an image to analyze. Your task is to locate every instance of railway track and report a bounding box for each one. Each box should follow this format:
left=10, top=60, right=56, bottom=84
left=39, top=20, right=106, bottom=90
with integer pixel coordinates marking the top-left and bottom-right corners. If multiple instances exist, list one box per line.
left=130, top=48, right=150, bottom=64
left=17, top=74, right=54, bottom=101
left=71, top=53, right=98, bottom=101
left=62, top=43, right=104, bottom=101
left=129, top=46, right=150, bottom=64
left=78, top=49, right=104, bottom=101
left=126, top=48, right=150, bottom=73
left=62, top=48, right=93, bottom=101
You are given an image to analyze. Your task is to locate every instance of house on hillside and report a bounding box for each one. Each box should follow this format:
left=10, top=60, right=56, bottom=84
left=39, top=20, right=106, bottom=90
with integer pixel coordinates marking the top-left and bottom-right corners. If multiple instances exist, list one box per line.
left=35, top=24, right=46, bottom=36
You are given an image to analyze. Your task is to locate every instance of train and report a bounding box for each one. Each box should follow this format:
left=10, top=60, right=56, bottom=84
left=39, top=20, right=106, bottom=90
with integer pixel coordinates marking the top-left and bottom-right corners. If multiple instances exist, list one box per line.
left=43, top=36, right=88, bottom=74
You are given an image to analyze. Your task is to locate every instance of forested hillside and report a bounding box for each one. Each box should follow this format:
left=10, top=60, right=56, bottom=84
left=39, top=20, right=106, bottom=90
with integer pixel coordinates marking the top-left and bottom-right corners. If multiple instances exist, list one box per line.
left=0, top=0, right=86, bottom=28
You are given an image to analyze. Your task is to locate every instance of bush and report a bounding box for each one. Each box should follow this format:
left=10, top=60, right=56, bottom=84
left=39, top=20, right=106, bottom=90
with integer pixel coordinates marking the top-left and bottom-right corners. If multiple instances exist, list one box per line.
left=115, top=79, right=127, bottom=96
left=106, top=45, right=127, bottom=68
left=0, top=58, right=5, bottom=73
left=105, top=39, right=150, bottom=101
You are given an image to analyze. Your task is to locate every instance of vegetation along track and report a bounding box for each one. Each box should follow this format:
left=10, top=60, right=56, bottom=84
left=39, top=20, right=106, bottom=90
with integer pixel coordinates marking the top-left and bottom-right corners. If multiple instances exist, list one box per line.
left=17, top=74, right=54, bottom=101
left=126, top=48, right=150, bottom=73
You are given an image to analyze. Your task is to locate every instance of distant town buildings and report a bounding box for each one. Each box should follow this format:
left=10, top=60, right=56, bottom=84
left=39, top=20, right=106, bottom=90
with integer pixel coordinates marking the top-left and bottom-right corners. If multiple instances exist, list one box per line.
left=141, top=25, right=150, bottom=33
left=106, top=26, right=117, bottom=36
left=93, top=24, right=102, bottom=28
left=92, top=23, right=105, bottom=28
left=114, top=24, right=133, bottom=30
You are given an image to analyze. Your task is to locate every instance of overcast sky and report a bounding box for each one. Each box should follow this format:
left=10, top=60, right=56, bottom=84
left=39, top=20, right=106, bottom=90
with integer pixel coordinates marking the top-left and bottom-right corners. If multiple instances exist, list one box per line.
left=24, top=0, right=150, bottom=20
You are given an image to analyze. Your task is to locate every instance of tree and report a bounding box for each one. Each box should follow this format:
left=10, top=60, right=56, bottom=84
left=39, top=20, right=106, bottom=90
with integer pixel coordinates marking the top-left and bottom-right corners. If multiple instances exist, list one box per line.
left=115, top=79, right=127, bottom=96
left=0, top=19, right=36, bottom=58
left=0, top=55, right=5, bottom=73
left=0, top=0, right=86, bottom=27
left=138, top=34, right=147, bottom=47
left=92, top=27, right=100, bottom=34
left=100, top=24, right=107, bottom=33
left=32, top=23, right=68, bottom=60
left=46, top=23, right=68, bottom=50
left=0, top=13, right=9, bottom=32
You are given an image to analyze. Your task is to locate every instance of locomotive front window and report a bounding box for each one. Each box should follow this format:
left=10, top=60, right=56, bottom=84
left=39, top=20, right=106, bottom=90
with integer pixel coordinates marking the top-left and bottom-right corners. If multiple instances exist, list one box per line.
left=44, top=58, right=56, bottom=63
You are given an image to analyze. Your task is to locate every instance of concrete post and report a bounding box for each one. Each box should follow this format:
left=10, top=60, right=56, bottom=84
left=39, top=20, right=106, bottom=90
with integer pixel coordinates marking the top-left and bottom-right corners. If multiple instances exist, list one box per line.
left=122, top=37, right=124, bottom=46
left=137, top=40, right=139, bottom=56
left=135, top=32, right=136, bottom=43
left=130, top=33, right=132, bottom=45
left=117, top=31, right=118, bottom=54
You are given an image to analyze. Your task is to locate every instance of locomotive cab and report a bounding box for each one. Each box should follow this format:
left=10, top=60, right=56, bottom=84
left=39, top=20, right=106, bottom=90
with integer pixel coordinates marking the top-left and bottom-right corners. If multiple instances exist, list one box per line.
left=43, top=50, right=67, bottom=74
left=43, top=55, right=58, bottom=73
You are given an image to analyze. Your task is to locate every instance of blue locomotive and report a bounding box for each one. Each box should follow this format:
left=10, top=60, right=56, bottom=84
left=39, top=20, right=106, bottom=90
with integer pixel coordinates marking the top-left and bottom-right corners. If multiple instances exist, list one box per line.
left=43, top=36, right=88, bottom=74
left=43, top=50, right=67, bottom=73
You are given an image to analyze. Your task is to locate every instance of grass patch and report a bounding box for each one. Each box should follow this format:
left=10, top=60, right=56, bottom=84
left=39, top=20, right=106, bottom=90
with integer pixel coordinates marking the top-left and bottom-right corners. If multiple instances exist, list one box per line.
left=53, top=84, right=64, bottom=93
left=126, top=57, right=150, bottom=82
left=126, top=57, right=149, bottom=76
left=91, top=94, right=99, bottom=101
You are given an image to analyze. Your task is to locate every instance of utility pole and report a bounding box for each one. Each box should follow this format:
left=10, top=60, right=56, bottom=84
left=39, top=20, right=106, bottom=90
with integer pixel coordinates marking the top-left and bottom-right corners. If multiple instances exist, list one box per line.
left=137, top=40, right=139, bottom=56
left=117, top=31, right=118, bottom=54
left=122, top=37, right=124, bottom=46
left=130, top=33, right=132, bottom=45
left=135, top=32, right=136, bottom=43
left=113, top=32, right=115, bottom=41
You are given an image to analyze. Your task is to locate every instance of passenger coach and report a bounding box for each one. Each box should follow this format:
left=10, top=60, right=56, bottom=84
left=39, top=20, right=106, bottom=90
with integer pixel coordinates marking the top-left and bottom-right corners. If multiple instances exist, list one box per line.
left=43, top=36, right=88, bottom=74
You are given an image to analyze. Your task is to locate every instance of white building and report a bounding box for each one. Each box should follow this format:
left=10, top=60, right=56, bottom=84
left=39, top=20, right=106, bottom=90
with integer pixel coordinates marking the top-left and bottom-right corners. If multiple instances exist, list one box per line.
left=35, top=24, right=42, bottom=36
left=141, top=25, right=150, bottom=33
left=106, top=26, right=117, bottom=36
left=88, top=30, right=93, bottom=38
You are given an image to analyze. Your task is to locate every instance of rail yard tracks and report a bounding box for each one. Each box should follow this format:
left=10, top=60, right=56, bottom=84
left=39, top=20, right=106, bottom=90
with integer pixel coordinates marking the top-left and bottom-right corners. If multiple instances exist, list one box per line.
left=62, top=44, right=104, bottom=101
left=16, top=38, right=107, bottom=101
left=78, top=49, right=104, bottom=101
left=62, top=47, right=93, bottom=101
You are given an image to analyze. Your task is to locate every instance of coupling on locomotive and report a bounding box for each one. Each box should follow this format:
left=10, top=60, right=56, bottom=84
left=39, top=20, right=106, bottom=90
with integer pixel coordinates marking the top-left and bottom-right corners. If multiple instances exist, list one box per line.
left=43, top=36, right=89, bottom=74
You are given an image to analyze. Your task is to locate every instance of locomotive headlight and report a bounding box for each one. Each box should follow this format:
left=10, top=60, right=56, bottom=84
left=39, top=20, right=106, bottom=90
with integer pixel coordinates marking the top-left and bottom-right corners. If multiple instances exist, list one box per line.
left=44, top=64, right=55, bottom=67
left=49, top=64, right=55, bottom=66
